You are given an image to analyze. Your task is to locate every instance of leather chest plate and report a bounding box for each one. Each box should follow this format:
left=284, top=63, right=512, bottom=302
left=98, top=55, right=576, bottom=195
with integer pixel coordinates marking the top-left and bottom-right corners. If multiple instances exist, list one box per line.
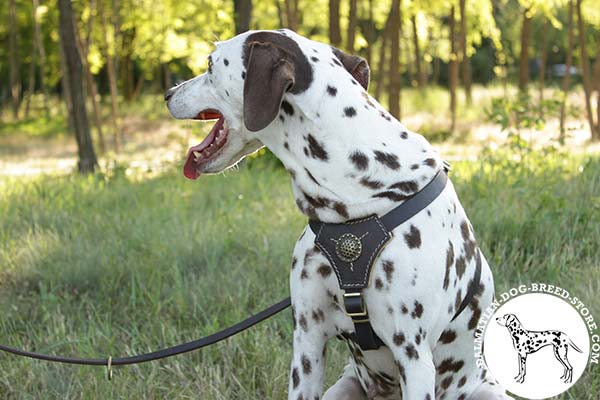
left=312, top=215, right=392, bottom=290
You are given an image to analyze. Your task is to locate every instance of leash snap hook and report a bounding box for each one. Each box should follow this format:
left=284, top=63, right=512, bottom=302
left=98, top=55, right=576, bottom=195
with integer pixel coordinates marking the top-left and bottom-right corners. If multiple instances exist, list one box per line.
left=106, top=356, right=113, bottom=381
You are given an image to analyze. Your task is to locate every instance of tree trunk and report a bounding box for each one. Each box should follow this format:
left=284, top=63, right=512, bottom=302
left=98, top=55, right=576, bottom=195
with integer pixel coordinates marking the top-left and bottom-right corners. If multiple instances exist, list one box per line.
left=449, top=5, right=459, bottom=133
left=284, top=0, right=298, bottom=30
left=58, top=0, right=97, bottom=173
left=329, top=0, right=342, bottom=46
left=99, top=0, right=122, bottom=152
left=459, top=0, right=471, bottom=103
left=559, top=0, right=574, bottom=142
left=518, top=7, right=532, bottom=93
left=8, top=0, right=21, bottom=119
left=576, top=0, right=598, bottom=141
left=76, top=1, right=106, bottom=154
left=59, top=35, right=75, bottom=135
left=346, top=0, right=357, bottom=52
left=362, top=0, right=376, bottom=66
left=388, top=0, right=401, bottom=119
left=411, top=15, right=425, bottom=87
left=593, top=57, right=600, bottom=136
left=121, top=29, right=135, bottom=102
left=25, top=28, right=37, bottom=119
left=234, top=0, right=252, bottom=34
left=275, top=0, right=285, bottom=27
left=538, top=18, right=549, bottom=111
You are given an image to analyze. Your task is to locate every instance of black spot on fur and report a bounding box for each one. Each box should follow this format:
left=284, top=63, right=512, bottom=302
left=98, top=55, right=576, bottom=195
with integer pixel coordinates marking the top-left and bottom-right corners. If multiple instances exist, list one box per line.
left=393, top=332, right=405, bottom=346
left=223, top=58, right=229, bottom=66
left=411, top=301, right=424, bottom=319
left=400, top=131, right=408, bottom=139
left=441, top=376, right=453, bottom=389
left=410, top=163, right=420, bottom=170
left=405, top=344, right=419, bottom=359
left=389, top=180, right=418, bottom=193
left=312, top=309, right=325, bottom=324
left=332, top=57, right=342, bottom=66
left=291, top=256, right=297, bottom=269
left=375, top=277, right=384, bottom=289
left=404, top=225, right=422, bottom=249
left=382, top=260, right=394, bottom=283
left=241, top=71, right=246, bottom=79
left=424, top=158, right=437, bottom=168
left=373, top=151, right=400, bottom=170
left=443, top=241, right=454, bottom=290
left=333, top=202, right=349, bottom=219
left=317, top=264, right=332, bottom=277
left=307, top=134, right=329, bottom=161
left=311, top=56, right=319, bottom=62
left=281, top=100, right=294, bottom=116
left=300, top=269, right=308, bottom=279
left=292, top=367, right=300, bottom=388
left=326, top=85, right=337, bottom=96
left=439, top=329, right=457, bottom=344
left=437, top=358, right=464, bottom=374
left=299, top=314, right=308, bottom=332
left=372, top=191, right=409, bottom=202
left=301, top=355, right=312, bottom=374
left=344, top=107, right=357, bottom=117
left=458, top=376, right=467, bottom=388
left=401, top=304, right=409, bottom=314
left=360, top=177, right=384, bottom=189
left=349, top=151, right=369, bottom=171
left=455, top=256, right=466, bottom=278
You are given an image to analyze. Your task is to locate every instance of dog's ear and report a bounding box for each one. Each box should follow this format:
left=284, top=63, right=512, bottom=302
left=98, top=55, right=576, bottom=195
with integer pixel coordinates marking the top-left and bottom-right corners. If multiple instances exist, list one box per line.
left=332, top=47, right=370, bottom=90
left=243, top=41, right=295, bottom=132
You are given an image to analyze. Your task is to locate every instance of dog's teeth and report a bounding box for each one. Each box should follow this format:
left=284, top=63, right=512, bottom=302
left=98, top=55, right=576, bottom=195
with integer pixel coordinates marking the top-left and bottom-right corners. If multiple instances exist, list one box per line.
left=193, top=151, right=201, bottom=159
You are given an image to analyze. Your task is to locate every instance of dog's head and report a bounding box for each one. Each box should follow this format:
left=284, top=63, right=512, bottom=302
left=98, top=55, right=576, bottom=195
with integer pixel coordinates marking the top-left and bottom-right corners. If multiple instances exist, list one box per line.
left=496, top=313, right=520, bottom=328
left=165, top=29, right=369, bottom=179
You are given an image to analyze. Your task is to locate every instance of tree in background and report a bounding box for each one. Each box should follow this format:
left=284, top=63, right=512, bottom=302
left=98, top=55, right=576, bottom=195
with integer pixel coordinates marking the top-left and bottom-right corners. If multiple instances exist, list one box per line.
left=8, top=0, right=22, bottom=119
left=576, top=0, right=599, bottom=141
left=518, top=2, right=533, bottom=92
left=329, top=0, right=342, bottom=47
left=388, top=0, right=401, bottom=119
left=449, top=5, right=459, bottom=132
left=58, top=0, right=97, bottom=173
left=234, top=0, right=252, bottom=34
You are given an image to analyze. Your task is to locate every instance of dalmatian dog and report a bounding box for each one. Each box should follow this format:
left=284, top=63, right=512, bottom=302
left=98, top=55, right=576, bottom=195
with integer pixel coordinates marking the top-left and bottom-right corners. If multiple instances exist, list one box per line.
left=165, top=29, right=513, bottom=400
left=496, top=313, right=583, bottom=384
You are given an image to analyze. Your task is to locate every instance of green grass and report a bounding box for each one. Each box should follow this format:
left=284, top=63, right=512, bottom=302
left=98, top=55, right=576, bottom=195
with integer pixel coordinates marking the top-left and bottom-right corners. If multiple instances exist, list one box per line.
left=0, top=143, right=599, bottom=399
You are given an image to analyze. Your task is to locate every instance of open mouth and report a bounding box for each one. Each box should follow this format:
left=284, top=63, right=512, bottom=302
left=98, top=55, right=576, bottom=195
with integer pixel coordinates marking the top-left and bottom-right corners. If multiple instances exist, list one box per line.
left=183, top=109, right=229, bottom=180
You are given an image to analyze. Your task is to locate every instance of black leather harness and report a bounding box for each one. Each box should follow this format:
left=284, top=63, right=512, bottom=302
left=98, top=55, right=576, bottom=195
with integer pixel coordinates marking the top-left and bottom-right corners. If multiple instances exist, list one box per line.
left=308, top=165, right=482, bottom=351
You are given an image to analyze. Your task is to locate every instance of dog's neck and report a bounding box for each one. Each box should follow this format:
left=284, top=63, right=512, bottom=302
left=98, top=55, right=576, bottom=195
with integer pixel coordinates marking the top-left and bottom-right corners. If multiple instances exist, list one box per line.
left=257, top=84, right=443, bottom=223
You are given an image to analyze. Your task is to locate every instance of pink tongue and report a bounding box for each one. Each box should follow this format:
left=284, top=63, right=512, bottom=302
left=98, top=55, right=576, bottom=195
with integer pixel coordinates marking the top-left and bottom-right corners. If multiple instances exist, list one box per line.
left=183, top=116, right=224, bottom=180
left=183, top=150, right=201, bottom=180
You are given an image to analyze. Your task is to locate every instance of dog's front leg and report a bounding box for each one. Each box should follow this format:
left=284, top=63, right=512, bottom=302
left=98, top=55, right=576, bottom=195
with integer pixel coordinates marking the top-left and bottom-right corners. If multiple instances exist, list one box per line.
left=288, top=307, right=328, bottom=400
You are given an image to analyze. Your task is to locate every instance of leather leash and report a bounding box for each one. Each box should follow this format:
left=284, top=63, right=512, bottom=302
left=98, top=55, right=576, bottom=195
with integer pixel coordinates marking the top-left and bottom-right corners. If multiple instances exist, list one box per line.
left=0, top=297, right=290, bottom=378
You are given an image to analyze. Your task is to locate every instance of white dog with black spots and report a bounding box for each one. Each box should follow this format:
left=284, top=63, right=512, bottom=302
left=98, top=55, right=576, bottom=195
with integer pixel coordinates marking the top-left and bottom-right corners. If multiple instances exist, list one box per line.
left=166, top=29, right=513, bottom=400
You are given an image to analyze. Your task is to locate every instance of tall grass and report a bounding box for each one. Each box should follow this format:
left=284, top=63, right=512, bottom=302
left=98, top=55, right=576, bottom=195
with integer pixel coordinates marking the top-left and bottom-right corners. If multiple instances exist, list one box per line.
left=0, top=142, right=598, bottom=399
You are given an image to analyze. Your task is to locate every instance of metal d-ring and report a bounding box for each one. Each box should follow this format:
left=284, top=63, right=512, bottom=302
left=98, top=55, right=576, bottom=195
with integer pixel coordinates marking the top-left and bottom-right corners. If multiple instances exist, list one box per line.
left=106, top=356, right=113, bottom=381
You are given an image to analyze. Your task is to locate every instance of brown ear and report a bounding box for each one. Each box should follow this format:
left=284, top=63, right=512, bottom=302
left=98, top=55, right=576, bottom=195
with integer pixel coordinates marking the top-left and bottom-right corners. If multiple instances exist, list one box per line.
left=332, top=47, right=370, bottom=90
left=243, top=42, right=295, bottom=132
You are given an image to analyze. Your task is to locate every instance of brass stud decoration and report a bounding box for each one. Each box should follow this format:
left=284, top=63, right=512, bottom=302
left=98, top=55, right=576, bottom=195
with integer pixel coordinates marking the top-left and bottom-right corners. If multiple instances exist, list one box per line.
left=335, top=233, right=363, bottom=263
left=330, top=231, right=370, bottom=271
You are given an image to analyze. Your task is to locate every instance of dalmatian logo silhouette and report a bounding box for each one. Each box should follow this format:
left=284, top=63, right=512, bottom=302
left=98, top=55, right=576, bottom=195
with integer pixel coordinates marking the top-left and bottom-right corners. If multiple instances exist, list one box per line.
left=495, top=313, right=583, bottom=384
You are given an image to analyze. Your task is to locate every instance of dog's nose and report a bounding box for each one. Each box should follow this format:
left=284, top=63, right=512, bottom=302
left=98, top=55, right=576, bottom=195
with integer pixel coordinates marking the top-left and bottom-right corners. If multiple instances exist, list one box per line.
left=164, top=87, right=177, bottom=101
